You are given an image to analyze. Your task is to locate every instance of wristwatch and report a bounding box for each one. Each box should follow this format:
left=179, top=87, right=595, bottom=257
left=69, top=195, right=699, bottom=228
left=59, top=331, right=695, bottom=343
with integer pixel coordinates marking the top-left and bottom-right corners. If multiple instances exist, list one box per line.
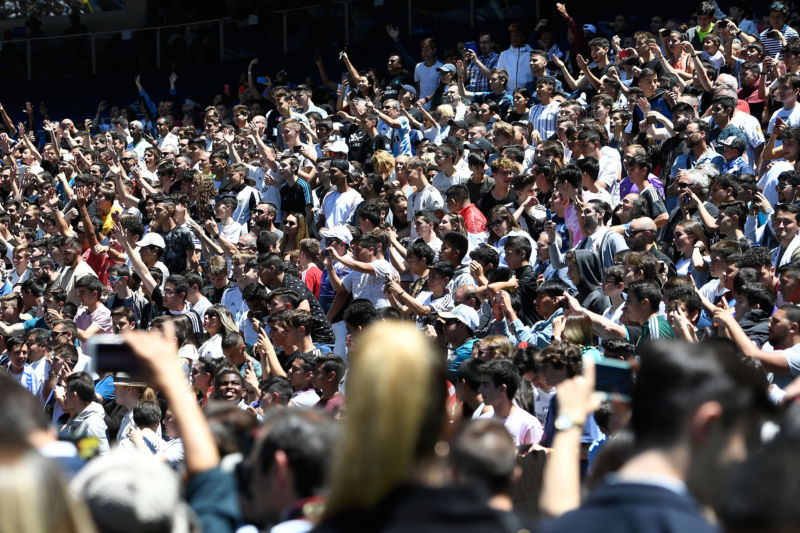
left=554, top=413, right=585, bottom=431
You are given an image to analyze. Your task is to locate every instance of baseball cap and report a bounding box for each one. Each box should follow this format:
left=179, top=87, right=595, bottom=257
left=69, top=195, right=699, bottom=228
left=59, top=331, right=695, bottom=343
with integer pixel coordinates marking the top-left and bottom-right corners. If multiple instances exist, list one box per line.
left=135, top=232, right=166, bottom=250
left=71, top=449, right=195, bottom=533
left=320, top=225, right=353, bottom=244
left=437, top=63, right=457, bottom=74
left=448, top=118, right=469, bottom=131
left=400, top=84, right=417, bottom=97
left=438, top=304, right=480, bottom=332
left=327, top=140, right=349, bottom=155
left=720, top=136, right=746, bottom=152
left=466, top=138, right=493, bottom=153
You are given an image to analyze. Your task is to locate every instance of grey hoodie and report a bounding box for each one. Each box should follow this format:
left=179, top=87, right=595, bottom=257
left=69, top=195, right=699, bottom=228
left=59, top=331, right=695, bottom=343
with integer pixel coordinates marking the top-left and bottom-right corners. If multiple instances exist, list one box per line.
left=66, top=401, right=110, bottom=455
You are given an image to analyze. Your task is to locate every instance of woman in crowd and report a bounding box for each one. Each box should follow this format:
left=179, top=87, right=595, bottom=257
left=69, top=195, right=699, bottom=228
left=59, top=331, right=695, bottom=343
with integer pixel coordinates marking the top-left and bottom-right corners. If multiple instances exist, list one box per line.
left=279, top=212, right=310, bottom=258
left=198, top=305, right=239, bottom=360
left=316, top=321, right=510, bottom=532
left=190, top=354, right=219, bottom=406
left=672, top=219, right=710, bottom=287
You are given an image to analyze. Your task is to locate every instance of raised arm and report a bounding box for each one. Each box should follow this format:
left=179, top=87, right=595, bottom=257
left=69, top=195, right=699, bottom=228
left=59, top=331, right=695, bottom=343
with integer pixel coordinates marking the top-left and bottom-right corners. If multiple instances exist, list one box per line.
left=313, top=53, right=340, bottom=92
left=0, top=102, right=16, bottom=136
left=116, top=219, right=158, bottom=296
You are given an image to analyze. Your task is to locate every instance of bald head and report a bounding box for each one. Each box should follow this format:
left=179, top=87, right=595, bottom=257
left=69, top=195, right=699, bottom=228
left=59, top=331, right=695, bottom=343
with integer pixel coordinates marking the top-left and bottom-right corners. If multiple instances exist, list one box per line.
left=631, top=217, right=657, bottom=232
left=628, top=217, right=657, bottom=251
left=454, top=284, right=480, bottom=309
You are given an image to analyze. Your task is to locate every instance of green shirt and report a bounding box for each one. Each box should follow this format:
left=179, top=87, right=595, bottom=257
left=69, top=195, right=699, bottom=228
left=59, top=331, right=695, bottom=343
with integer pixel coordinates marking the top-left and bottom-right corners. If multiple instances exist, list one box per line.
left=637, top=315, right=676, bottom=352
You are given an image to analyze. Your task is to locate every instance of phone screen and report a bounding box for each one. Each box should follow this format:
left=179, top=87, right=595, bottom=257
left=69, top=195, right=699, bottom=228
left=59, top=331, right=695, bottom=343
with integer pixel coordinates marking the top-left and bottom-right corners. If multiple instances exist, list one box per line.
left=87, top=335, right=143, bottom=379
left=595, top=359, right=633, bottom=401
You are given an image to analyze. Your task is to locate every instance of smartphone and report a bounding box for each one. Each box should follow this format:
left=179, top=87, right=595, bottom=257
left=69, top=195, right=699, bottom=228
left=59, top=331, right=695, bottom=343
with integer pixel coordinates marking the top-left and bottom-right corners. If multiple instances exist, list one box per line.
left=594, top=358, right=633, bottom=401
left=682, top=194, right=690, bottom=206
left=717, top=19, right=729, bottom=28
left=776, top=117, right=785, bottom=128
left=465, top=40, right=478, bottom=55
left=618, top=49, right=630, bottom=60
left=646, top=115, right=657, bottom=125
left=768, top=29, right=781, bottom=39
left=256, top=76, right=269, bottom=85
left=87, top=335, right=144, bottom=380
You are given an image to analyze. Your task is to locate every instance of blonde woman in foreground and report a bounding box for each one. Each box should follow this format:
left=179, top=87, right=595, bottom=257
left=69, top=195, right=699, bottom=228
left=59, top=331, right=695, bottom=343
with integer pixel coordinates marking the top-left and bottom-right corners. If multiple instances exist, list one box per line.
left=313, top=321, right=511, bottom=532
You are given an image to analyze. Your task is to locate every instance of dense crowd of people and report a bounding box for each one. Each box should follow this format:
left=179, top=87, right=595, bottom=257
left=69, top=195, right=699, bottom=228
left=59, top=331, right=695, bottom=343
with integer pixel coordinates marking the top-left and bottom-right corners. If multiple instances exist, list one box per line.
left=4, top=0, right=800, bottom=532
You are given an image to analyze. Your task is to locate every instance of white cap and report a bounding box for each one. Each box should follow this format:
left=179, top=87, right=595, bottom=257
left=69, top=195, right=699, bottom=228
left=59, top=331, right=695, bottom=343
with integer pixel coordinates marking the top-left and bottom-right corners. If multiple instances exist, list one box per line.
left=135, top=232, right=166, bottom=249
left=438, top=304, right=480, bottom=332
left=327, top=140, right=349, bottom=154
left=320, top=225, right=353, bottom=244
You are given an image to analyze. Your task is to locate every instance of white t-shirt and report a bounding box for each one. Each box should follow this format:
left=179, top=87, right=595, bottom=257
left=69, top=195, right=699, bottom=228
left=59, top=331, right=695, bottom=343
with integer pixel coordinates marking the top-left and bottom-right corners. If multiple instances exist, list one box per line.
left=432, top=168, right=470, bottom=197
left=218, top=220, right=246, bottom=244
left=729, top=112, right=765, bottom=165
left=768, top=105, right=800, bottom=148
left=341, top=259, right=396, bottom=308
left=597, top=153, right=622, bottom=207
left=408, top=185, right=444, bottom=241
left=319, top=188, right=363, bottom=228
left=415, top=60, right=444, bottom=109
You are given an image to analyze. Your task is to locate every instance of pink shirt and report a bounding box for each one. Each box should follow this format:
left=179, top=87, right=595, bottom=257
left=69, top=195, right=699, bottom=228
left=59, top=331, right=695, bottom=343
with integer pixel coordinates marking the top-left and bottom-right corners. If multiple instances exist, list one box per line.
left=481, top=406, right=544, bottom=446
left=74, top=304, right=113, bottom=352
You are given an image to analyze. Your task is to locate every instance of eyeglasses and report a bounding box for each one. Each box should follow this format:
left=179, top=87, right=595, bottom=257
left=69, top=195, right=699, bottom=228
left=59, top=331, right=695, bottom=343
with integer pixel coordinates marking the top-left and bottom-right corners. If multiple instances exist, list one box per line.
left=107, top=276, right=121, bottom=283
left=163, top=289, right=176, bottom=295
left=676, top=182, right=691, bottom=189
left=254, top=209, right=267, bottom=214
left=489, top=219, right=505, bottom=227
left=51, top=331, right=67, bottom=338
left=626, top=229, right=649, bottom=236
left=283, top=220, right=297, bottom=226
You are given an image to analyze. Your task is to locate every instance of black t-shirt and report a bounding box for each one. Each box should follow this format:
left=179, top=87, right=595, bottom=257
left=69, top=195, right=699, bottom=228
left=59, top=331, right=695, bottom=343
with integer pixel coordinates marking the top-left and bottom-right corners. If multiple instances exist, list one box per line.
left=465, top=177, right=495, bottom=205
left=160, top=226, right=194, bottom=276
left=475, top=188, right=518, bottom=218
left=279, top=180, right=311, bottom=216
left=280, top=274, right=336, bottom=346
left=382, top=70, right=414, bottom=102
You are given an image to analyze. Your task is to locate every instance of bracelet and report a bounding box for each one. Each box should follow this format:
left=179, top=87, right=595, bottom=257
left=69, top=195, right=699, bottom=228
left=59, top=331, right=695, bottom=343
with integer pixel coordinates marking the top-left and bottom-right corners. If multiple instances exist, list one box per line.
left=212, top=232, right=220, bottom=240
left=692, top=54, right=699, bottom=58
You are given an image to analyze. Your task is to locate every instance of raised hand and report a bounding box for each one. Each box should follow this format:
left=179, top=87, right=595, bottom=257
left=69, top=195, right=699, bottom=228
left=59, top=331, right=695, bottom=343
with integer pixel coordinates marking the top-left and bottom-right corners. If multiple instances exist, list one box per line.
left=385, top=24, right=400, bottom=41
left=551, top=53, right=566, bottom=70
left=649, top=42, right=663, bottom=59
left=576, top=54, right=588, bottom=72
left=556, top=3, right=569, bottom=19
left=248, top=58, right=259, bottom=71
left=24, top=101, right=33, bottom=115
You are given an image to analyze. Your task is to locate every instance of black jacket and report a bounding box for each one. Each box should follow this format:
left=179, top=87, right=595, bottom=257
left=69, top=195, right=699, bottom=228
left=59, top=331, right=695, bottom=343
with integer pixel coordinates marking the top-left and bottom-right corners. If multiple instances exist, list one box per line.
left=313, top=484, right=522, bottom=533
left=542, top=481, right=715, bottom=533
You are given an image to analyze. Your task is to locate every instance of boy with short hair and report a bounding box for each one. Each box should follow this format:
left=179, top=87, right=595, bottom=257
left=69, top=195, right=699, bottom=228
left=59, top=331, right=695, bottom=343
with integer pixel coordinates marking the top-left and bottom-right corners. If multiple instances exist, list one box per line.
left=478, top=359, right=543, bottom=447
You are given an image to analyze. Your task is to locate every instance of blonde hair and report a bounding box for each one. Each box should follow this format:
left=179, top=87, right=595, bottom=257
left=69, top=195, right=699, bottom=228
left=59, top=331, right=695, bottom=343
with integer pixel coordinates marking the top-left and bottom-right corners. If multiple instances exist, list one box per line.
left=0, top=451, right=96, bottom=533
left=562, top=311, right=594, bottom=347
left=478, top=335, right=514, bottom=360
left=492, top=120, right=514, bottom=138
left=323, top=322, right=446, bottom=519
left=371, top=150, right=395, bottom=177
left=436, top=104, right=455, bottom=119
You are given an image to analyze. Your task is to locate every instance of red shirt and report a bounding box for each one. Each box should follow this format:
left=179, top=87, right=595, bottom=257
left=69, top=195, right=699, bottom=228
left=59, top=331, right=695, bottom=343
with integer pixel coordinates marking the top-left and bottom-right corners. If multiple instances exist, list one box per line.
left=302, top=264, right=323, bottom=299
left=82, top=249, right=117, bottom=286
left=460, top=204, right=487, bottom=234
